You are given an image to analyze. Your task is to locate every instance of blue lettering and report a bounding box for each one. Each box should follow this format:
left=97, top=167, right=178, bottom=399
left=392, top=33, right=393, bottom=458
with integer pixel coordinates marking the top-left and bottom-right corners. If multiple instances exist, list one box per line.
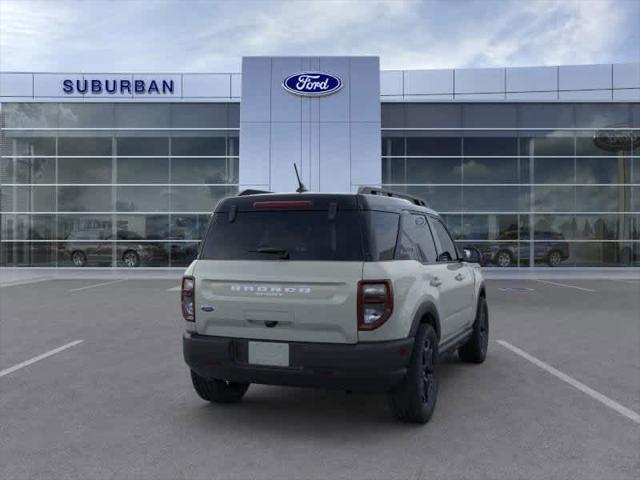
left=105, top=80, right=117, bottom=94
left=120, top=80, right=131, bottom=94
left=91, top=79, right=102, bottom=94
left=76, top=80, right=88, bottom=94
left=62, top=79, right=73, bottom=94
left=148, top=80, right=159, bottom=94
left=134, top=80, right=145, bottom=93
left=162, top=80, right=174, bottom=94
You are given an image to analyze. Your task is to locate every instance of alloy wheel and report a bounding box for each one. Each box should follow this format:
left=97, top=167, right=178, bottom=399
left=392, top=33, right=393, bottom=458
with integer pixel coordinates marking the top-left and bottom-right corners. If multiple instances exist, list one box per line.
left=421, top=337, right=435, bottom=405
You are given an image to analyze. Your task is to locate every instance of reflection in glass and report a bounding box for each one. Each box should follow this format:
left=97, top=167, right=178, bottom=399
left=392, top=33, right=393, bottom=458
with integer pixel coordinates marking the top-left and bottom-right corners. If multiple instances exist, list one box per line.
left=3, top=137, right=55, bottom=156
left=172, top=136, right=226, bottom=156
left=12, top=157, right=56, bottom=184
left=406, top=137, right=460, bottom=156
left=58, top=158, right=112, bottom=183
left=170, top=186, right=237, bottom=212
left=116, top=186, right=170, bottom=212
left=58, top=214, right=112, bottom=240
left=576, top=186, right=631, bottom=212
left=406, top=158, right=462, bottom=184
left=117, top=137, right=168, bottom=156
left=463, top=137, right=517, bottom=156
left=533, top=186, right=575, bottom=212
left=1, top=242, right=58, bottom=267
left=463, top=186, right=525, bottom=212
left=115, top=215, right=170, bottom=240
left=58, top=186, right=112, bottom=212
left=462, top=158, right=519, bottom=184
left=10, top=186, right=57, bottom=212
left=58, top=137, right=112, bottom=156
left=169, top=242, right=200, bottom=267
left=117, top=158, right=169, bottom=184
left=171, top=158, right=236, bottom=184
left=170, top=215, right=211, bottom=240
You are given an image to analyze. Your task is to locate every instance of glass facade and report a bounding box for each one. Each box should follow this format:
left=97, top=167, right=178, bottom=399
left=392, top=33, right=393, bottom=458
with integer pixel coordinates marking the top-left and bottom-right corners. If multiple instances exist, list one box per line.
left=382, top=103, right=640, bottom=267
left=0, top=103, right=239, bottom=267
left=1, top=101, right=638, bottom=268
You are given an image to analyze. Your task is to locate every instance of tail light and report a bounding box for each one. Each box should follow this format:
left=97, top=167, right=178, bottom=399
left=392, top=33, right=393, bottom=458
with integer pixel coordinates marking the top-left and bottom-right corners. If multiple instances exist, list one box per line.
left=358, top=280, right=393, bottom=330
left=181, top=276, right=195, bottom=322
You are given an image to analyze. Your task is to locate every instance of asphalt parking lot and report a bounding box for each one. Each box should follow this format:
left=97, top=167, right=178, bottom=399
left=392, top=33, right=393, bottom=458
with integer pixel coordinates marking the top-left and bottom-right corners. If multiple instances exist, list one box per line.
left=0, top=275, right=638, bottom=480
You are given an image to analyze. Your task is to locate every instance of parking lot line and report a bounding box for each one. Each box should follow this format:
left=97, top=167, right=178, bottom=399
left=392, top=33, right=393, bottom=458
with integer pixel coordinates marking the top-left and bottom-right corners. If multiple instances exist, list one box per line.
left=534, top=280, right=596, bottom=292
left=0, top=340, right=84, bottom=378
left=497, top=340, right=640, bottom=425
left=68, top=279, right=126, bottom=292
left=0, top=277, right=54, bottom=288
left=167, top=285, right=181, bottom=291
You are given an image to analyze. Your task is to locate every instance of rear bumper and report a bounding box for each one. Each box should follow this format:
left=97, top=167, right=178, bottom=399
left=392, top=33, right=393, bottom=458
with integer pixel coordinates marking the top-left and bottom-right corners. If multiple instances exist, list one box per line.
left=183, top=332, right=413, bottom=393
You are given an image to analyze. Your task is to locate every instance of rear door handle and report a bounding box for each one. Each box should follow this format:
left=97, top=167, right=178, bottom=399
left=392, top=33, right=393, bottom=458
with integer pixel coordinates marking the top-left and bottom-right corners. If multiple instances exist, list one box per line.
left=430, top=276, right=442, bottom=287
left=454, top=273, right=464, bottom=281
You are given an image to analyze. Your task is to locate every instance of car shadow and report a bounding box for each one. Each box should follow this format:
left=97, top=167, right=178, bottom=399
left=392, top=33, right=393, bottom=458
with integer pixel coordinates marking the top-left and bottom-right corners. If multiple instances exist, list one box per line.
left=186, top=355, right=472, bottom=437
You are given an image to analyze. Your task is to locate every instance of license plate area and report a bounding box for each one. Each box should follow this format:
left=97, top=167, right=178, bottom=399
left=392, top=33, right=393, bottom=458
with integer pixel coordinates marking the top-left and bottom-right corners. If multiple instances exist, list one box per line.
left=248, top=341, right=290, bottom=367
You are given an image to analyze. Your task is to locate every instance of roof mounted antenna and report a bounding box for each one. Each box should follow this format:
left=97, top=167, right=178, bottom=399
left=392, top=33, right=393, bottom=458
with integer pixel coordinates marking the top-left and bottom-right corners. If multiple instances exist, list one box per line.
left=293, top=163, right=308, bottom=193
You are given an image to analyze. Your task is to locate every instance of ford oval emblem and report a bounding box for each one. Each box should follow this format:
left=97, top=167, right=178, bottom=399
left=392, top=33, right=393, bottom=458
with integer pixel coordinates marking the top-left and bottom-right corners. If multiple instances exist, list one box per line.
left=282, top=72, right=343, bottom=97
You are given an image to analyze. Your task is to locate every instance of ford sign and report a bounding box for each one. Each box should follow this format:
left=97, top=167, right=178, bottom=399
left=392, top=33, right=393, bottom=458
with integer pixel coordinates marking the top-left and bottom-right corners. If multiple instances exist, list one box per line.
left=282, top=72, right=343, bottom=96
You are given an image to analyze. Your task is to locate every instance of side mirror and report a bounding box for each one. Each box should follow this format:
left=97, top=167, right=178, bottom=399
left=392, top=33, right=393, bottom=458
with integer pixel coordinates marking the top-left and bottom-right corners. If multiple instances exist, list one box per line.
left=463, top=247, right=483, bottom=264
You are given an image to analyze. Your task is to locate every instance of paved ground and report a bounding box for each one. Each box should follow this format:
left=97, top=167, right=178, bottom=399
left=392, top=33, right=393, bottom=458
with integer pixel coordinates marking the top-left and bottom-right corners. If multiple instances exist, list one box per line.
left=0, top=275, right=638, bottom=479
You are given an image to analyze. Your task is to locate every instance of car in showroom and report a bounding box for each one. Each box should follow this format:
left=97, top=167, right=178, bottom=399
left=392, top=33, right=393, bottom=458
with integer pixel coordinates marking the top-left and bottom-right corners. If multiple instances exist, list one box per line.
left=63, top=229, right=167, bottom=267
left=472, top=229, right=570, bottom=267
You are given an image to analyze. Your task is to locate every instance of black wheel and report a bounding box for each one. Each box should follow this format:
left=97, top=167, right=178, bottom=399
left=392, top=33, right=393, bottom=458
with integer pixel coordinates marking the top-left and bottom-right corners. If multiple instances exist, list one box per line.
left=495, top=250, right=513, bottom=268
left=458, top=296, right=489, bottom=364
left=71, top=251, right=87, bottom=267
left=547, top=250, right=563, bottom=267
left=190, top=370, right=249, bottom=403
left=389, top=324, right=439, bottom=424
left=122, top=250, right=140, bottom=268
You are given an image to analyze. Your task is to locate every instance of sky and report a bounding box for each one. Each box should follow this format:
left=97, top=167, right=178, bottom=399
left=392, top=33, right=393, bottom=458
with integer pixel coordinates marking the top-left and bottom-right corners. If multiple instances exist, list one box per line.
left=0, top=0, right=639, bottom=73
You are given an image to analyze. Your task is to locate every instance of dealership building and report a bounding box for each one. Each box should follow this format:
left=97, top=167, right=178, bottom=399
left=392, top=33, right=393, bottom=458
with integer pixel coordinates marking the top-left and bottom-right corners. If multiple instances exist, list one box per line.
left=1, top=56, right=639, bottom=268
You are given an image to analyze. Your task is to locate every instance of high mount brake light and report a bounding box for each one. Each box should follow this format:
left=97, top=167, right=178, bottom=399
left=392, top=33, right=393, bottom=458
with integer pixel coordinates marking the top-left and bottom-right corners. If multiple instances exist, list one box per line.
left=181, top=276, right=195, bottom=322
left=253, top=200, right=313, bottom=210
left=357, top=280, right=393, bottom=331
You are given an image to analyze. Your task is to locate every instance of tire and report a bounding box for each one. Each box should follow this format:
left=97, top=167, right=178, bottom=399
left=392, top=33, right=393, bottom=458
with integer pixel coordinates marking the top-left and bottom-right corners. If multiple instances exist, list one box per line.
left=389, top=324, right=439, bottom=424
left=71, top=251, right=87, bottom=267
left=495, top=250, right=513, bottom=268
left=190, top=370, right=250, bottom=403
left=547, top=250, right=563, bottom=267
left=122, top=250, right=140, bottom=268
left=458, top=296, right=489, bottom=364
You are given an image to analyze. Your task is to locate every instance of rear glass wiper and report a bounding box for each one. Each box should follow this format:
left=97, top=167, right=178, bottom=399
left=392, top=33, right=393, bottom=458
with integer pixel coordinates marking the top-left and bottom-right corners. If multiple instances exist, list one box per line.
left=248, top=246, right=290, bottom=259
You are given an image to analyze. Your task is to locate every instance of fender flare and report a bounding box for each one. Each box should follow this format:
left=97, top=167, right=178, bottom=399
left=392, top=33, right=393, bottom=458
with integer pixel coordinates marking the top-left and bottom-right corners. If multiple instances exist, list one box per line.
left=478, top=280, right=487, bottom=299
left=408, top=301, right=441, bottom=340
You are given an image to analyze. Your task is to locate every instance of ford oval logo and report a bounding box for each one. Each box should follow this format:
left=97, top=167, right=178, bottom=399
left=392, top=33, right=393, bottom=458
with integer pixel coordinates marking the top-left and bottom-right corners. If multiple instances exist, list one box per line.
left=282, top=72, right=343, bottom=97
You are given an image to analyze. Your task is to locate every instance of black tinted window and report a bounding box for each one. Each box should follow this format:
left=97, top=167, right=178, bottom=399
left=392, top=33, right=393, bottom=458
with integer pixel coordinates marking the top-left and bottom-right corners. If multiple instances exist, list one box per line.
left=429, top=217, right=458, bottom=262
left=364, top=211, right=399, bottom=261
left=201, top=211, right=363, bottom=261
left=395, top=214, right=437, bottom=263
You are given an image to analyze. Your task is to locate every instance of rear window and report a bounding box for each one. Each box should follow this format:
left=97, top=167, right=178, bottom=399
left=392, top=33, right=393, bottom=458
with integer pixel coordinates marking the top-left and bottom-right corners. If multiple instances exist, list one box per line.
left=200, top=210, right=364, bottom=261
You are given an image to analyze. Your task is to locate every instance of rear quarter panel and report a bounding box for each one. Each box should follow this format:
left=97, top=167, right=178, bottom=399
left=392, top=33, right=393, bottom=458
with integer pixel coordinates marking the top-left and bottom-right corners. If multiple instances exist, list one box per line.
left=359, top=260, right=441, bottom=342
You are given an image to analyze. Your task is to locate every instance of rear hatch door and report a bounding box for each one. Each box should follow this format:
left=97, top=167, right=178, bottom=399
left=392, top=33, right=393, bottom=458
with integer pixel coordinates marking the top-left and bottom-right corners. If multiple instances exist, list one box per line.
left=194, top=195, right=364, bottom=344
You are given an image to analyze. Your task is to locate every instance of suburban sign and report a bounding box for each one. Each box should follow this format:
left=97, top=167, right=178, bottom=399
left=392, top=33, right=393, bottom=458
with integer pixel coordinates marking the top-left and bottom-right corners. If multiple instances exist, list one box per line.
left=62, top=78, right=176, bottom=95
left=282, top=72, right=343, bottom=96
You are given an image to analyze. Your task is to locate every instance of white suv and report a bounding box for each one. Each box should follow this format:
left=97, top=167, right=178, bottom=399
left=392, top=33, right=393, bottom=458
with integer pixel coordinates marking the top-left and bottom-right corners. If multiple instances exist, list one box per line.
left=182, top=187, right=488, bottom=423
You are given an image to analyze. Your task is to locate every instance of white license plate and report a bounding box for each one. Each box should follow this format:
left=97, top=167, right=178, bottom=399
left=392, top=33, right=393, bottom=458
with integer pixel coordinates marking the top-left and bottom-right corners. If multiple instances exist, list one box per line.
left=248, top=341, right=289, bottom=367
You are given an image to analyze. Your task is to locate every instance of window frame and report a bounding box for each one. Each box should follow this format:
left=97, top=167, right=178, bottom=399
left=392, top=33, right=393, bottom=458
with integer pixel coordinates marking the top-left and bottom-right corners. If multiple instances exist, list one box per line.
left=428, top=215, right=461, bottom=263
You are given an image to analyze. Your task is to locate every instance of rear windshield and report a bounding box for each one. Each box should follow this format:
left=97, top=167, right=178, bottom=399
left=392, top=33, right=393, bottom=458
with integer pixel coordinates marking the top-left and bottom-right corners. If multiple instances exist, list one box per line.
left=200, top=210, right=364, bottom=261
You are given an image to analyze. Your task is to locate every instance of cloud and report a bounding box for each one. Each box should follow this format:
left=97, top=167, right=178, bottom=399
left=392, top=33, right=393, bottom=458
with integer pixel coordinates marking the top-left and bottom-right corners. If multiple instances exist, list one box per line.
left=0, top=0, right=637, bottom=73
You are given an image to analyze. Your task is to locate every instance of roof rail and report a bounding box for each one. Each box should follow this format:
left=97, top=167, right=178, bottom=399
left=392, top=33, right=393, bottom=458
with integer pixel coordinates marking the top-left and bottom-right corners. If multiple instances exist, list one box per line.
left=357, top=186, right=429, bottom=207
left=238, top=189, right=271, bottom=196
